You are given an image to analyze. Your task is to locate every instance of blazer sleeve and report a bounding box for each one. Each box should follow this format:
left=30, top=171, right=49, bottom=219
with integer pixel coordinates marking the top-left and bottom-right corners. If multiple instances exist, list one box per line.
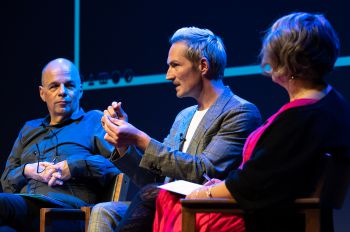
left=112, top=145, right=164, bottom=187
left=139, top=103, right=261, bottom=183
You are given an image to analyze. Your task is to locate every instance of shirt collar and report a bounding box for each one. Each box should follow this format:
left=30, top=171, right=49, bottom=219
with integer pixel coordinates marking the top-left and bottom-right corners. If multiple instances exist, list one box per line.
left=41, top=108, right=85, bottom=128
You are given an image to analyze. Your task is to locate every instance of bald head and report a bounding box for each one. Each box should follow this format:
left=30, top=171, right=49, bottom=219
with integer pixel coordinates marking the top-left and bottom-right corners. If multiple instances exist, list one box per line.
left=39, top=58, right=83, bottom=125
left=41, top=58, right=80, bottom=85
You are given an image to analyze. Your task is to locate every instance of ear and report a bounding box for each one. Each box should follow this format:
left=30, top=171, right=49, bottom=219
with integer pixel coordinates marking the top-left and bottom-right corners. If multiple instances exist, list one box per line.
left=78, top=84, right=83, bottom=100
left=275, top=68, right=290, bottom=82
left=39, top=86, right=46, bottom=102
left=199, top=58, right=209, bottom=76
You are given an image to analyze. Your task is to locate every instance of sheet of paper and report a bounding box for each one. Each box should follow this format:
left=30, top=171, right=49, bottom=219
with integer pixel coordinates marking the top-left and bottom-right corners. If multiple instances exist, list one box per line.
left=157, top=180, right=203, bottom=195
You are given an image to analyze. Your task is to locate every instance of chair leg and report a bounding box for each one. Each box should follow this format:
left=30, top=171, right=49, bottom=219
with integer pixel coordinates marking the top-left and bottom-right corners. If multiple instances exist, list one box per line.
left=40, top=208, right=48, bottom=232
left=182, top=207, right=196, bottom=232
left=81, top=206, right=91, bottom=232
left=304, top=209, right=320, bottom=232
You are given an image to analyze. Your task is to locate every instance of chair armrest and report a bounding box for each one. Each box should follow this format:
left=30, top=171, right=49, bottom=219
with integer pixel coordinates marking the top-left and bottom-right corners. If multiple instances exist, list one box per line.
left=180, top=197, right=320, bottom=212
left=180, top=198, right=243, bottom=232
left=181, top=198, right=242, bottom=214
left=294, top=197, right=320, bottom=208
left=180, top=197, right=322, bottom=232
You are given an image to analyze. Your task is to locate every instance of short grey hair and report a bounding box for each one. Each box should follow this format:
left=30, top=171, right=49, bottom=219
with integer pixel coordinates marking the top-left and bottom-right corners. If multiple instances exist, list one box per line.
left=170, top=27, right=227, bottom=80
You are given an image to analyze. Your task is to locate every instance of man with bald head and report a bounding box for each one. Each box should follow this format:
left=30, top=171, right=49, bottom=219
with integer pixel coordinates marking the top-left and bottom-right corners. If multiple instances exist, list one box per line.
left=0, top=58, right=119, bottom=231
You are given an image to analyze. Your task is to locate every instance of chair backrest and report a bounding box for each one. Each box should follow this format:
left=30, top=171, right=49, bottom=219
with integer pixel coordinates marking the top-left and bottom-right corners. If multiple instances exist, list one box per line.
left=112, top=173, right=130, bottom=201
left=97, top=173, right=130, bottom=202
left=302, top=153, right=350, bottom=232
left=319, top=153, right=350, bottom=209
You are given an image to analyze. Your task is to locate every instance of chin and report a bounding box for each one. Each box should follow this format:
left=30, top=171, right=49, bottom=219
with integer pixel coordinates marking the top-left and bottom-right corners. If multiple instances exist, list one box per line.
left=176, top=91, right=187, bottom=98
left=174, top=89, right=181, bottom=97
left=56, top=108, right=71, bottom=114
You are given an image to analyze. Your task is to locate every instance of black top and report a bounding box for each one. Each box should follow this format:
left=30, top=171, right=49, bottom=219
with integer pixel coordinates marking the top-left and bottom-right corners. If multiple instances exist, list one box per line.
left=225, top=88, right=350, bottom=231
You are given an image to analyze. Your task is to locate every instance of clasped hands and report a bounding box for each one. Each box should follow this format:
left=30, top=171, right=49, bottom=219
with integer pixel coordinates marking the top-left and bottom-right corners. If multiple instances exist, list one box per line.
left=24, top=160, right=71, bottom=187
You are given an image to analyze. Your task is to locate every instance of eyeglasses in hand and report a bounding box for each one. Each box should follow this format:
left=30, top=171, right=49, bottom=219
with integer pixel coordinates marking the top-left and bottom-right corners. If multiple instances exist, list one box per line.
left=34, top=129, right=59, bottom=173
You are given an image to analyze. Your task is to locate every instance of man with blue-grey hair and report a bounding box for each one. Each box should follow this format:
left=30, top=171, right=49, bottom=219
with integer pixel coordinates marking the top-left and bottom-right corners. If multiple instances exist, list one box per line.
left=89, top=27, right=262, bottom=232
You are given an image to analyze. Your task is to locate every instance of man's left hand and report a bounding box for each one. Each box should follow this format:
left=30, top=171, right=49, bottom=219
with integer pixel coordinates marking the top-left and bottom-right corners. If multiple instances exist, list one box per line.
left=47, top=160, right=71, bottom=187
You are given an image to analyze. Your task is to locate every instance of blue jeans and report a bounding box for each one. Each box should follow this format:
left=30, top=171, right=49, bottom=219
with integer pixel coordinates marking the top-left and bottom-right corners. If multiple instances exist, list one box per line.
left=0, top=193, right=80, bottom=232
left=88, top=184, right=160, bottom=232
left=88, top=201, right=130, bottom=232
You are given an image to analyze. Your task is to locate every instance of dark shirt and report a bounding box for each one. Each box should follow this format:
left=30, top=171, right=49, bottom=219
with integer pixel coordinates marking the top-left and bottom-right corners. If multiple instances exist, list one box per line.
left=1, top=108, right=120, bottom=207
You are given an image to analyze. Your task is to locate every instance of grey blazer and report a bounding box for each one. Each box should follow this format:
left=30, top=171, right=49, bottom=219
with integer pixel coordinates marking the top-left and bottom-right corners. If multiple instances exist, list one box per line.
left=114, top=87, right=261, bottom=186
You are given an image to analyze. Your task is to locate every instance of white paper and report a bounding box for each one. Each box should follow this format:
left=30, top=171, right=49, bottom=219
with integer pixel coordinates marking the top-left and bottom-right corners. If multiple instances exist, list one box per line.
left=157, top=180, right=203, bottom=195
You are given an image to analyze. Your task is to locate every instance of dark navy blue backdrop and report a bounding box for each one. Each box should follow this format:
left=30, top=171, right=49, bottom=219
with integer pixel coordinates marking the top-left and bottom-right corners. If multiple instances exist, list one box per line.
left=3, top=0, right=350, bottom=230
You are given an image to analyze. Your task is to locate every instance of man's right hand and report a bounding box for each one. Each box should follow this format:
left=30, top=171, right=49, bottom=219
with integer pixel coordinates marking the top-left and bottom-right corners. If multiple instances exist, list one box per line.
left=102, top=101, right=130, bottom=156
left=105, top=101, right=128, bottom=122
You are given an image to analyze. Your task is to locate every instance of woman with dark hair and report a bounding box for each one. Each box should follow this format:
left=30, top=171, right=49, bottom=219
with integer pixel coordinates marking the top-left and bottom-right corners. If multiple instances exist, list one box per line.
left=153, top=12, right=350, bottom=232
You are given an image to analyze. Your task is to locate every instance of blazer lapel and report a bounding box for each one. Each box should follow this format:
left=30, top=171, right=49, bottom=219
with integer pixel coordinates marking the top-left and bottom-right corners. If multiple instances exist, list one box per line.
left=186, top=87, right=233, bottom=154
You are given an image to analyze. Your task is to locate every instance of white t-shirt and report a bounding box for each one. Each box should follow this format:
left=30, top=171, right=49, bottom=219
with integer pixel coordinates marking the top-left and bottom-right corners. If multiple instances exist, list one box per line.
left=182, top=109, right=209, bottom=152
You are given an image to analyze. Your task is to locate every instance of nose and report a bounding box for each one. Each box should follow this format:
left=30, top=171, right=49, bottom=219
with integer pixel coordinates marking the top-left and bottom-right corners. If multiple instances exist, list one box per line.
left=58, top=84, right=68, bottom=96
left=166, top=67, right=174, bottom=81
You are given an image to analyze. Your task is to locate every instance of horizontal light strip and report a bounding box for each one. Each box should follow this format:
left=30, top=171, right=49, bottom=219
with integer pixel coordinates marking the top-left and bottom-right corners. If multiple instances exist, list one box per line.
left=83, top=55, right=350, bottom=90
left=335, top=56, right=350, bottom=67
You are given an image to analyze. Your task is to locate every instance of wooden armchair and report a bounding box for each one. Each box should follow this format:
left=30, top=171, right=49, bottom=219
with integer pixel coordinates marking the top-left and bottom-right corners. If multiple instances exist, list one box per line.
left=181, top=197, right=323, bottom=232
left=40, top=173, right=130, bottom=232
left=181, top=155, right=350, bottom=232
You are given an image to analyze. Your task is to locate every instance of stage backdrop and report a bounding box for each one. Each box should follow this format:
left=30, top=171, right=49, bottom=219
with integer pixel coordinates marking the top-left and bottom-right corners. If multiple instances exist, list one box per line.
left=3, top=1, right=350, bottom=230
